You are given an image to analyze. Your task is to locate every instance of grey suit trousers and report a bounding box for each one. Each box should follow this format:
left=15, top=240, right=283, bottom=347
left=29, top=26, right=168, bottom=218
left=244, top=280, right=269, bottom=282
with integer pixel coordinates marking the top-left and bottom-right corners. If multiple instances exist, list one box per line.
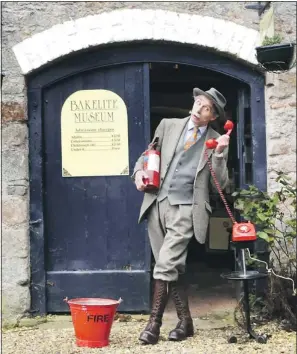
left=147, top=198, right=194, bottom=282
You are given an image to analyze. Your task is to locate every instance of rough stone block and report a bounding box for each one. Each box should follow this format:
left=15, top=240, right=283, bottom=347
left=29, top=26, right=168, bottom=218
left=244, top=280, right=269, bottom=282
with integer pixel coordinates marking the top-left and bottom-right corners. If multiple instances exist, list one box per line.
left=269, top=155, right=296, bottom=174
left=2, top=285, right=30, bottom=319
left=270, top=101, right=295, bottom=109
left=2, top=196, right=28, bottom=226
left=1, top=102, right=26, bottom=122
left=2, top=228, right=29, bottom=259
left=2, top=256, right=30, bottom=286
left=2, top=230, right=30, bottom=313
left=2, top=76, right=25, bottom=97
left=6, top=178, right=28, bottom=196
left=7, top=185, right=27, bottom=196
left=2, top=148, right=28, bottom=182
left=2, top=123, right=28, bottom=147
left=268, top=130, right=281, bottom=139
left=2, top=231, right=30, bottom=313
left=268, top=142, right=290, bottom=156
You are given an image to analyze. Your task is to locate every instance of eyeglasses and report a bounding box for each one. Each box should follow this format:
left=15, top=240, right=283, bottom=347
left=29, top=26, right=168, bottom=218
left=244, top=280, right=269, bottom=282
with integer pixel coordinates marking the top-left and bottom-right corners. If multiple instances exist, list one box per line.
left=194, top=98, right=213, bottom=113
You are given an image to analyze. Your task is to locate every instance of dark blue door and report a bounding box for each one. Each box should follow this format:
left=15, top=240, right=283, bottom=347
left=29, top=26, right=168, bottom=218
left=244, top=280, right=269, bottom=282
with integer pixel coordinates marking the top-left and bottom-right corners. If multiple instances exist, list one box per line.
left=43, top=64, right=151, bottom=312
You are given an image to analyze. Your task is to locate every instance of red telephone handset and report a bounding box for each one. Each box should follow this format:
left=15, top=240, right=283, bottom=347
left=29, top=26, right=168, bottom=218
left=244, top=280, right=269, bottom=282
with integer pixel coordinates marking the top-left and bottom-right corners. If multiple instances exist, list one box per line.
left=205, top=120, right=234, bottom=149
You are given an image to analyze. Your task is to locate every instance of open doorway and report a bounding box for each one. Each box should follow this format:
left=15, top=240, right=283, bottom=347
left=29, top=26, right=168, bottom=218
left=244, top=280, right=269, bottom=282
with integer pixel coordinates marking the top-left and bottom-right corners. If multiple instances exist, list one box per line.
left=149, top=63, right=251, bottom=299
left=26, top=40, right=264, bottom=314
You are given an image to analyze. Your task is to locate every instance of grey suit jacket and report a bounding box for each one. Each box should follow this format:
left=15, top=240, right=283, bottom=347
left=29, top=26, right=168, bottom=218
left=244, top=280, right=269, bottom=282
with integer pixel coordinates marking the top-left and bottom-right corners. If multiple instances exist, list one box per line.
left=132, top=116, right=229, bottom=244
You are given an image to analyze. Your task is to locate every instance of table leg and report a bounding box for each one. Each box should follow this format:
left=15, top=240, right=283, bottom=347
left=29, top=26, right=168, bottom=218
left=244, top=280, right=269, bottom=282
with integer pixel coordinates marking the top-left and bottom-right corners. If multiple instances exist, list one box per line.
left=243, top=280, right=267, bottom=344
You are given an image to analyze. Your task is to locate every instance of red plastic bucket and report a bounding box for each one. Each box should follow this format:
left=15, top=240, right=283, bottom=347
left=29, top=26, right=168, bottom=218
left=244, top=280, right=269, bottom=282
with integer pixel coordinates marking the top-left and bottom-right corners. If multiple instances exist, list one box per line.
left=64, top=297, right=122, bottom=348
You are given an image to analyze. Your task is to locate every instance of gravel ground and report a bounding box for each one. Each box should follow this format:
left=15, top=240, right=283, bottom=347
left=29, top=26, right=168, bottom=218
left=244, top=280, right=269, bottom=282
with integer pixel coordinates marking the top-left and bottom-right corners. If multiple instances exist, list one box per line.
left=2, top=321, right=296, bottom=354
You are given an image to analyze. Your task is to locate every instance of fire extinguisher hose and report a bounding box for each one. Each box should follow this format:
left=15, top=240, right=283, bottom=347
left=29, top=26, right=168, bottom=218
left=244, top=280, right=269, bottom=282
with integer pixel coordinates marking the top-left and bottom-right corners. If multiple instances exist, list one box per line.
left=204, top=150, right=236, bottom=224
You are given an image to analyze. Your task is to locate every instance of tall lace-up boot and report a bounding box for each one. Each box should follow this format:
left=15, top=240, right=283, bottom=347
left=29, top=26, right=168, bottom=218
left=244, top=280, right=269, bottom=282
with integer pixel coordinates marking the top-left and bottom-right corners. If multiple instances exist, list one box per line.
left=168, top=279, right=194, bottom=341
left=139, top=279, right=168, bottom=344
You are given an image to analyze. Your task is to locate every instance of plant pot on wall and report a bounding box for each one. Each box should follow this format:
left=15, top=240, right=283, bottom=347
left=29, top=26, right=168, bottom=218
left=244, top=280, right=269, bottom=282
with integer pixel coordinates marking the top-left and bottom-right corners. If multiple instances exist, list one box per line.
left=256, top=43, right=296, bottom=71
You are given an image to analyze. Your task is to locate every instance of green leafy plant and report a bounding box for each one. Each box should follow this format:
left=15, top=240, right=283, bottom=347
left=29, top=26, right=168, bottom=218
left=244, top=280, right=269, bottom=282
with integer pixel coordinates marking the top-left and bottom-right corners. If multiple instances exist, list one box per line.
left=232, top=172, right=296, bottom=329
left=262, top=34, right=283, bottom=46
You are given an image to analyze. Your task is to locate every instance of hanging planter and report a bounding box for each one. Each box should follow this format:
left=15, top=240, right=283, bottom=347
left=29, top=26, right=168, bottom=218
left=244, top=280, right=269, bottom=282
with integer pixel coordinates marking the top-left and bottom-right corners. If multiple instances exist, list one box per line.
left=256, top=42, right=296, bottom=71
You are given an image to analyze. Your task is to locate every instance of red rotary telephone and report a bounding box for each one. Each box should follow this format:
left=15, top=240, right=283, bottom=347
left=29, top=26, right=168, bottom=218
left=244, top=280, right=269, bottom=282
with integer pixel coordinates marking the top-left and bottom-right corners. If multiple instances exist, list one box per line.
left=205, top=120, right=257, bottom=243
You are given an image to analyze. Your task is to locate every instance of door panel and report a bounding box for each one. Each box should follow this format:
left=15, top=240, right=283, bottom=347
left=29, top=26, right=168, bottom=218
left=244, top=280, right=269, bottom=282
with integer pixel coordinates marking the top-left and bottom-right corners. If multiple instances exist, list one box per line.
left=237, top=87, right=252, bottom=189
left=43, top=64, right=151, bottom=312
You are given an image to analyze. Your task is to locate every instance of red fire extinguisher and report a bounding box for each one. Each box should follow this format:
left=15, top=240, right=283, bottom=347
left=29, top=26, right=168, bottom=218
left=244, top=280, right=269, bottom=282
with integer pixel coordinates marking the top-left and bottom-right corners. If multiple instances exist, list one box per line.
left=205, top=120, right=257, bottom=243
left=143, top=137, right=160, bottom=190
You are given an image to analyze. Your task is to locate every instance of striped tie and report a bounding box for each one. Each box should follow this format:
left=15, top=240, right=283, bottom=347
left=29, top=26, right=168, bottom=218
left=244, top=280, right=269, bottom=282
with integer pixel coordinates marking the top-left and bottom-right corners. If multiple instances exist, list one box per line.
left=184, top=126, right=199, bottom=150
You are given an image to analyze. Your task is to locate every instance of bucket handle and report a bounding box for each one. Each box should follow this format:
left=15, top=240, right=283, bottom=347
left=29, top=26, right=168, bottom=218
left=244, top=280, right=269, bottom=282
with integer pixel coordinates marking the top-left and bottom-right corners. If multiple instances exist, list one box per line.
left=63, top=297, right=123, bottom=304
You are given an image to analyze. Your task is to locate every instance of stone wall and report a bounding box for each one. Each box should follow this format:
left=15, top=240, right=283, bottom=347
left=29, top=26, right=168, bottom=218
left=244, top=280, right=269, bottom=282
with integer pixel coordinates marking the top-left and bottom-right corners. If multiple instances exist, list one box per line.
left=12, top=9, right=261, bottom=74
left=1, top=1, right=296, bottom=322
left=265, top=71, right=296, bottom=192
left=2, top=122, right=30, bottom=324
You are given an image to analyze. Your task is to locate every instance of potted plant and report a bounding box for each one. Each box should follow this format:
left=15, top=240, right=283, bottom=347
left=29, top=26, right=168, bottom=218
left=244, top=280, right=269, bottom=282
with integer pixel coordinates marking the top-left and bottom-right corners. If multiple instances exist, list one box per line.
left=256, top=35, right=296, bottom=71
left=232, top=172, right=296, bottom=330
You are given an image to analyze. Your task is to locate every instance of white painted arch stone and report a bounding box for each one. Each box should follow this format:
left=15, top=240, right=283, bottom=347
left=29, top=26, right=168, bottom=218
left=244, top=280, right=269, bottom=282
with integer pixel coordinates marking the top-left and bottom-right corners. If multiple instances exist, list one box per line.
left=13, top=9, right=261, bottom=74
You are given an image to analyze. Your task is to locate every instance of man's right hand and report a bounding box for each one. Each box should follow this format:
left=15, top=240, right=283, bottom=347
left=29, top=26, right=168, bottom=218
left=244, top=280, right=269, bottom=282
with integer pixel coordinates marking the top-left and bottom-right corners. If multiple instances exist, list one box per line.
left=135, top=170, right=149, bottom=191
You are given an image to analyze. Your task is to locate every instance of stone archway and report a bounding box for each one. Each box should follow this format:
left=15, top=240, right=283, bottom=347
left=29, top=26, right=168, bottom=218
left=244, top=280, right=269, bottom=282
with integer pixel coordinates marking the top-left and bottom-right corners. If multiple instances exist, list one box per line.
left=12, top=9, right=260, bottom=74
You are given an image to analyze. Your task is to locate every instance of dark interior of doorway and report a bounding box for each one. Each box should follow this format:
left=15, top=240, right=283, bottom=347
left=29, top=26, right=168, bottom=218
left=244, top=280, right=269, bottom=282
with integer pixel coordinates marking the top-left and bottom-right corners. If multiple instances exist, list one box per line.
left=149, top=63, right=247, bottom=277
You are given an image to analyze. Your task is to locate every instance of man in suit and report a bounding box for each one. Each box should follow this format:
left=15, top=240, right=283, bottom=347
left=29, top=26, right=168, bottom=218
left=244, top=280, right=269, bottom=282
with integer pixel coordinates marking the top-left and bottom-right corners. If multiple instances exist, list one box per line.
left=132, top=87, right=230, bottom=344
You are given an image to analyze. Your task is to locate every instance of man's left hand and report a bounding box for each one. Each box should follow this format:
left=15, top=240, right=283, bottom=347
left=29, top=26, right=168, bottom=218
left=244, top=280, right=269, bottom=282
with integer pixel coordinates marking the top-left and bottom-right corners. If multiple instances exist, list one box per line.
left=215, top=134, right=230, bottom=154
